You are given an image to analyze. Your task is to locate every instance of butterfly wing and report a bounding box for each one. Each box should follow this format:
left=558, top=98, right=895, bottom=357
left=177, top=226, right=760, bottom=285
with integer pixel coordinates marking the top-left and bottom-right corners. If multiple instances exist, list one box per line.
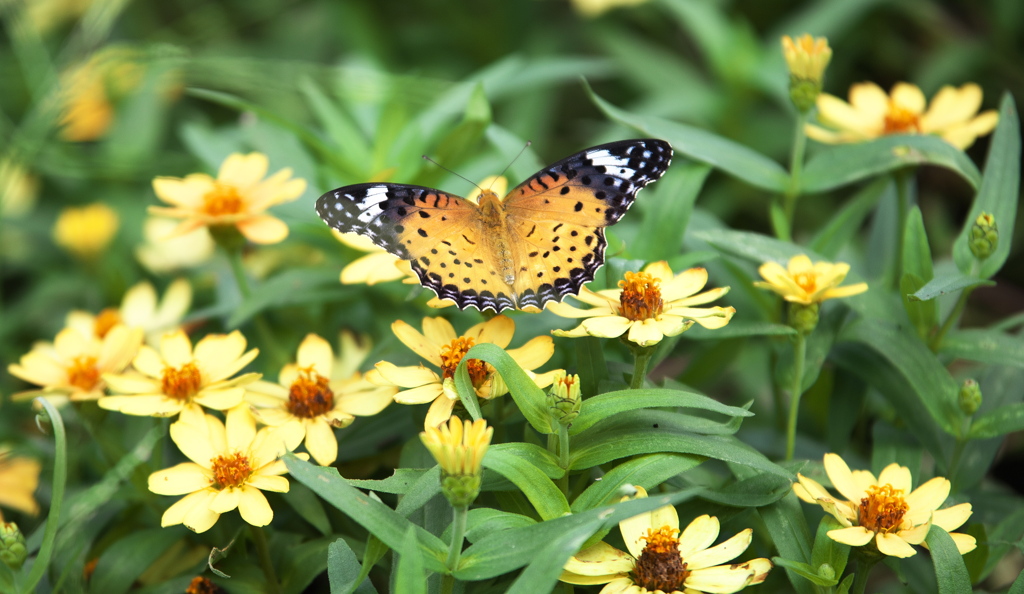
left=502, top=138, right=673, bottom=310
left=315, top=183, right=518, bottom=312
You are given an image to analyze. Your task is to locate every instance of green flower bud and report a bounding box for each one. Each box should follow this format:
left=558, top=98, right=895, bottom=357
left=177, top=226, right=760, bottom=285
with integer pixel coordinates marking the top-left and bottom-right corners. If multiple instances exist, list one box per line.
left=959, top=379, right=982, bottom=416
left=547, top=370, right=582, bottom=426
left=969, top=212, right=998, bottom=260
left=816, top=563, right=835, bottom=581
left=441, top=473, right=482, bottom=507
left=789, top=78, right=823, bottom=114
left=788, top=301, right=820, bottom=335
left=1, top=522, right=27, bottom=570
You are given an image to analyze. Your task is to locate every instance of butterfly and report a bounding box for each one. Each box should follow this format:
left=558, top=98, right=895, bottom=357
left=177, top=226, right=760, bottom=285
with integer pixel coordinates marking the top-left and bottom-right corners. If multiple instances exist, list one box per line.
left=316, top=138, right=673, bottom=313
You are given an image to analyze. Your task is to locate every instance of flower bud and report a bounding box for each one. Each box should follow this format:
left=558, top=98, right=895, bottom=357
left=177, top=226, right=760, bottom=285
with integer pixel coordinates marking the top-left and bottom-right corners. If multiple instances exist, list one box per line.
left=548, top=370, right=582, bottom=426
left=959, top=379, right=982, bottom=416
left=421, top=417, right=492, bottom=507
left=969, top=212, right=998, bottom=260
left=781, top=34, right=831, bottom=113
left=788, top=301, right=819, bottom=335
left=1, top=522, right=27, bottom=570
left=816, top=563, right=835, bottom=582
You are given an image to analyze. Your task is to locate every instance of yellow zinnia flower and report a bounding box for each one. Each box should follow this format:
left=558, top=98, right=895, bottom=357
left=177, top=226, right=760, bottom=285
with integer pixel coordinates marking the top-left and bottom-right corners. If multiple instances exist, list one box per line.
left=547, top=261, right=735, bottom=347
left=148, top=406, right=304, bottom=533
left=150, top=153, right=306, bottom=245
left=0, top=447, right=41, bottom=519
left=247, top=332, right=397, bottom=466
left=561, top=486, right=772, bottom=593
left=794, top=453, right=975, bottom=558
left=374, top=315, right=556, bottom=428
left=99, top=330, right=259, bottom=418
left=807, top=82, right=999, bottom=149
left=753, top=254, right=867, bottom=305
left=781, top=34, right=832, bottom=85
left=52, top=202, right=119, bottom=259
left=8, top=325, right=142, bottom=406
left=65, top=278, right=192, bottom=345
left=135, top=216, right=215, bottom=273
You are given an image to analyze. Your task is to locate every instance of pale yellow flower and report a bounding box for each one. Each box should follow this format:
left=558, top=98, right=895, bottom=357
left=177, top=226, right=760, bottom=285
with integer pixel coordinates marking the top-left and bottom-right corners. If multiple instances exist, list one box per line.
left=150, top=153, right=306, bottom=245
left=65, top=278, right=192, bottom=345
left=0, top=159, right=38, bottom=218
left=99, top=330, right=259, bottom=417
left=53, top=202, right=119, bottom=259
left=570, top=0, right=647, bottom=17
left=794, top=453, right=975, bottom=558
left=148, top=406, right=304, bottom=533
left=807, top=82, right=999, bottom=149
left=548, top=261, right=735, bottom=347
left=374, top=315, right=556, bottom=428
left=561, top=486, right=772, bottom=593
left=135, top=216, right=215, bottom=273
left=247, top=332, right=397, bottom=466
left=781, top=34, right=831, bottom=84
left=0, top=447, right=41, bottom=518
left=420, top=416, right=492, bottom=478
left=8, top=325, right=142, bottom=405
left=753, top=254, right=867, bottom=305
left=334, top=231, right=411, bottom=285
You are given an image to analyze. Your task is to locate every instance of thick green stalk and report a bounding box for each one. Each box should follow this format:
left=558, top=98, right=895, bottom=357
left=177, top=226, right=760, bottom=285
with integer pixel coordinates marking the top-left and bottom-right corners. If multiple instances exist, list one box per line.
left=250, top=525, right=281, bottom=594
left=441, top=504, right=469, bottom=593
left=785, top=333, right=808, bottom=461
left=850, top=551, right=881, bottom=594
left=629, top=348, right=653, bottom=390
left=557, top=423, right=571, bottom=497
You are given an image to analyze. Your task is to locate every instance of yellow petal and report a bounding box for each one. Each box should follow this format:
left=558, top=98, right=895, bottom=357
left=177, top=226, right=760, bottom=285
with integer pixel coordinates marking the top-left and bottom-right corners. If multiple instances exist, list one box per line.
left=98, top=394, right=183, bottom=417
left=161, top=489, right=219, bottom=533
left=903, top=477, right=950, bottom=524
left=580, top=315, right=632, bottom=338
left=506, top=336, right=554, bottom=371
left=394, top=382, right=445, bottom=405
left=949, top=532, right=977, bottom=555
left=341, top=252, right=406, bottom=285
left=686, top=561, right=763, bottom=592
left=875, top=532, right=917, bottom=558
left=249, top=474, right=291, bottom=493
left=376, top=362, right=440, bottom=389
left=148, top=462, right=211, bottom=495
left=827, top=526, right=875, bottom=547
left=304, top=418, right=339, bottom=466
left=685, top=527, right=752, bottom=569
left=847, top=82, right=889, bottom=121
left=931, top=503, right=972, bottom=532
left=133, top=346, right=166, bottom=378
left=625, top=318, right=663, bottom=347
left=296, top=333, right=334, bottom=376
left=891, top=82, right=926, bottom=114
left=218, top=153, right=268, bottom=188
left=237, top=214, right=289, bottom=245
left=170, top=415, right=217, bottom=467
left=392, top=320, right=444, bottom=366
left=335, top=380, right=395, bottom=416
left=209, top=487, right=241, bottom=513
left=823, top=453, right=864, bottom=503
left=562, top=541, right=635, bottom=577
left=660, top=267, right=708, bottom=299
left=876, top=462, right=912, bottom=493
left=423, top=395, right=458, bottom=429
left=160, top=330, right=194, bottom=368
left=466, top=315, right=516, bottom=348
left=152, top=175, right=214, bottom=208
left=676, top=514, right=720, bottom=560
left=195, top=331, right=254, bottom=382
left=421, top=317, right=457, bottom=349
left=641, top=260, right=675, bottom=283
left=193, top=387, right=246, bottom=411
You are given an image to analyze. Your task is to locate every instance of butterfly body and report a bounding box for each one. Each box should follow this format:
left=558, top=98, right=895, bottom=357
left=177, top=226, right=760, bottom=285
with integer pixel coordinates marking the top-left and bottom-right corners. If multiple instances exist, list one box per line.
left=317, top=139, right=672, bottom=312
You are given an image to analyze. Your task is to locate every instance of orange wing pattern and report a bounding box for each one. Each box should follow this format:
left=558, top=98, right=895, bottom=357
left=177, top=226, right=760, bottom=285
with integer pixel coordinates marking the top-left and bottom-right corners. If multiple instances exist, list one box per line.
left=315, top=139, right=673, bottom=312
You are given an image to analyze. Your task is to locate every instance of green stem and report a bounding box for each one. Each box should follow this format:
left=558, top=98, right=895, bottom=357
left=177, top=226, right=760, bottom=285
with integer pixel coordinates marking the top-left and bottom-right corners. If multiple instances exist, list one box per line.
left=629, top=348, right=653, bottom=390
left=785, top=333, right=808, bottom=461
left=929, top=287, right=973, bottom=352
left=21, top=399, right=68, bottom=594
left=850, top=552, right=882, bottom=594
left=223, top=247, right=288, bottom=368
left=557, top=423, right=571, bottom=498
left=249, top=525, right=281, bottom=594
left=780, top=110, right=809, bottom=239
left=442, top=505, right=469, bottom=593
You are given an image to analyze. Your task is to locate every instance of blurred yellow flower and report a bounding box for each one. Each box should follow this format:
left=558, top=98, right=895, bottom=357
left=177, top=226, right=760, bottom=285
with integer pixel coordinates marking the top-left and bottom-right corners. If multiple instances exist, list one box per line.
left=65, top=278, right=192, bottom=345
left=0, top=159, right=38, bottom=218
left=59, top=46, right=148, bottom=142
left=807, top=82, right=999, bottom=149
left=135, top=216, right=215, bottom=273
left=753, top=254, right=867, bottom=305
left=794, top=453, right=975, bottom=558
left=23, top=0, right=93, bottom=34
left=781, top=34, right=831, bottom=84
left=148, top=406, right=304, bottom=533
left=247, top=332, right=396, bottom=466
left=0, top=447, right=41, bottom=519
left=150, top=153, right=306, bottom=245
left=570, top=0, right=647, bottom=17
left=99, top=330, right=259, bottom=417
left=548, top=262, right=735, bottom=347
left=374, top=316, right=556, bottom=428
left=334, top=231, right=411, bottom=285
left=53, top=202, right=119, bottom=259
left=561, top=486, right=772, bottom=593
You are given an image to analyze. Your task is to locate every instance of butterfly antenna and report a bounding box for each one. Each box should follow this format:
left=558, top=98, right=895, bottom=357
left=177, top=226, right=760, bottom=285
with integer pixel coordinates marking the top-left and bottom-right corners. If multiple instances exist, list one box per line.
left=421, top=155, right=484, bottom=194
left=489, top=141, right=532, bottom=191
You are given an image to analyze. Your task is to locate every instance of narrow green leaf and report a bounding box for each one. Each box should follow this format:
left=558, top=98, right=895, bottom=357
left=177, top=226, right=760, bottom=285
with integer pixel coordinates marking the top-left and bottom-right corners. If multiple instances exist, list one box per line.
left=583, top=80, right=789, bottom=192
left=21, top=399, right=67, bottom=594
left=570, top=388, right=752, bottom=436
left=89, top=529, right=180, bottom=594
left=908, top=272, right=994, bottom=302
left=228, top=269, right=346, bottom=327
left=770, top=201, right=790, bottom=243
left=571, top=454, right=703, bottom=513
left=802, top=135, right=982, bottom=193
left=505, top=524, right=595, bottom=594
left=684, top=321, right=797, bottom=340
left=770, top=558, right=837, bottom=587
left=327, top=538, right=376, bottom=594
left=902, top=206, right=934, bottom=282
left=298, top=77, right=369, bottom=173
left=700, top=472, right=793, bottom=507
left=282, top=482, right=332, bottom=536
left=280, top=537, right=335, bottom=594
left=394, top=526, right=427, bottom=594
left=941, top=328, right=1024, bottom=368
left=483, top=446, right=569, bottom=520
left=968, top=403, right=1024, bottom=439
left=347, top=468, right=431, bottom=496
left=953, top=93, right=1020, bottom=278
left=487, top=443, right=563, bottom=478
left=633, top=162, right=711, bottom=261
left=1010, top=569, right=1024, bottom=594
left=759, top=494, right=815, bottom=594
left=810, top=515, right=848, bottom=585
left=574, top=336, right=607, bottom=398
left=809, top=177, right=889, bottom=258
left=394, top=467, right=442, bottom=517
left=926, top=525, right=972, bottom=594
left=464, top=509, right=536, bottom=543
left=456, top=343, right=552, bottom=434
left=901, top=273, right=937, bottom=340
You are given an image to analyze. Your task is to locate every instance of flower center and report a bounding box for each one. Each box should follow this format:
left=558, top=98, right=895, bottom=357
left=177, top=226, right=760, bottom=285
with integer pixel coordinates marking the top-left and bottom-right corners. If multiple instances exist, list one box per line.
left=211, top=451, right=253, bottom=489
left=287, top=366, right=335, bottom=418
left=618, top=271, right=664, bottom=321
left=93, top=308, right=122, bottom=338
left=633, top=526, right=688, bottom=591
left=67, top=356, right=100, bottom=390
left=161, top=361, right=203, bottom=401
left=793, top=271, right=818, bottom=294
left=186, top=576, right=223, bottom=594
left=858, top=484, right=909, bottom=533
left=440, top=336, right=491, bottom=385
left=883, top=103, right=921, bottom=135
left=202, top=183, right=245, bottom=216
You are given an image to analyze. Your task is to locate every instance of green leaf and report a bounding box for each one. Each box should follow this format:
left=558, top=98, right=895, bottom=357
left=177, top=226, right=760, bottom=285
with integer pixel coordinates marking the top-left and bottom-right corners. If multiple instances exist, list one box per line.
left=464, top=509, right=536, bottom=543
left=699, top=472, right=793, bottom=507
left=282, top=482, right=333, bottom=536
left=505, top=522, right=595, bottom=594
left=420, top=83, right=491, bottom=187
left=89, top=529, right=180, bottom=594
left=583, top=80, right=789, bottom=192
left=298, top=77, right=369, bottom=175
left=394, top=467, right=442, bottom=517
left=394, top=526, right=427, bottom=594
left=455, top=343, right=552, bottom=434
left=770, top=201, right=791, bottom=243
left=570, top=388, right=752, bottom=436
left=770, top=558, right=837, bottom=587
left=809, top=177, right=889, bottom=258
left=228, top=269, right=346, bottom=327
left=908, top=272, right=994, bottom=302
left=759, top=494, right=815, bottom=594
left=968, top=403, right=1024, bottom=439
left=684, top=321, right=797, bottom=340
left=926, top=525, right=972, bottom=594
left=483, top=445, right=569, bottom=520
left=810, top=515, right=849, bottom=586
left=574, top=336, right=607, bottom=398
left=801, top=135, right=982, bottom=193
left=327, top=538, right=376, bottom=594
left=571, top=454, right=703, bottom=512
left=21, top=399, right=68, bottom=594
left=281, top=537, right=334, bottom=594
left=1010, top=568, right=1024, bottom=594
left=941, top=328, right=1024, bottom=368
left=954, top=93, right=1020, bottom=278
left=902, top=206, right=934, bottom=283
left=901, top=273, right=937, bottom=340
left=284, top=455, right=448, bottom=572
left=633, top=162, right=711, bottom=261
left=347, top=468, right=431, bottom=496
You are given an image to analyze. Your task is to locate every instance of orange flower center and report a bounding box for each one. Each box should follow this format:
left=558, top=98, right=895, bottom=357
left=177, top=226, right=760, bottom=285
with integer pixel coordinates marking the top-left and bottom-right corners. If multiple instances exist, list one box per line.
left=440, top=336, right=491, bottom=385
left=633, top=526, right=688, bottom=591
left=186, top=576, right=222, bottom=594
left=883, top=103, right=921, bottom=135
left=67, top=356, right=100, bottom=390
left=161, top=361, right=203, bottom=401
left=618, top=271, right=664, bottom=321
left=202, top=183, right=245, bottom=216
left=93, top=308, right=122, bottom=338
left=793, top=271, right=818, bottom=295
left=287, top=366, right=335, bottom=418
left=858, top=484, right=909, bottom=533
left=211, top=451, right=253, bottom=489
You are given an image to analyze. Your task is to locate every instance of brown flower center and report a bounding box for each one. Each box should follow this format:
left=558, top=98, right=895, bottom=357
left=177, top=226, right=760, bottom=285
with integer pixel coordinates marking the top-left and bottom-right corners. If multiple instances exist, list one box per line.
left=202, top=183, right=245, bottom=216
left=858, top=484, right=909, bottom=533
left=93, top=308, right=122, bottom=338
left=618, top=271, right=664, bottom=321
left=287, top=366, right=335, bottom=418
left=186, top=576, right=223, bottom=594
left=67, top=356, right=100, bottom=390
left=793, top=271, right=817, bottom=295
left=211, top=451, right=253, bottom=489
left=161, top=361, right=203, bottom=401
left=883, top=103, right=921, bottom=135
left=633, top=526, right=688, bottom=591
left=440, top=336, right=491, bottom=385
